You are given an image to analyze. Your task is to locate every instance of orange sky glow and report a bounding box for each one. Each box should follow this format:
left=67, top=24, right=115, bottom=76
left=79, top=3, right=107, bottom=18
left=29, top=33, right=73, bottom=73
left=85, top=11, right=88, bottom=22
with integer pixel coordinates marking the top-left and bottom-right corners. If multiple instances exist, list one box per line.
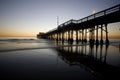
left=0, top=1, right=120, bottom=38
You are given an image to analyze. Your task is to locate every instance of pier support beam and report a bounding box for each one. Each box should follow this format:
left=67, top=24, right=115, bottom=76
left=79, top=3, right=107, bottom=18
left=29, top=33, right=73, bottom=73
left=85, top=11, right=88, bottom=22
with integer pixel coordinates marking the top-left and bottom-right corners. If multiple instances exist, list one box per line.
left=54, top=34, right=55, bottom=40
left=105, top=24, right=109, bottom=44
left=76, top=30, right=79, bottom=44
left=66, top=31, right=67, bottom=41
left=59, top=32, right=62, bottom=41
left=89, top=28, right=95, bottom=45
left=82, top=29, right=84, bottom=44
left=49, top=35, right=51, bottom=40
left=84, top=29, right=87, bottom=43
left=96, top=25, right=99, bottom=44
left=79, top=30, right=82, bottom=42
left=70, top=30, right=73, bottom=44
left=62, top=31, right=64, bottom=43
left=56, top=32, right=59, bottom=41
left=100, top=25, right=103, bottom=44
left=68, top=30, right=70, bottom=43
left=58, top=33, right=60, bottom=41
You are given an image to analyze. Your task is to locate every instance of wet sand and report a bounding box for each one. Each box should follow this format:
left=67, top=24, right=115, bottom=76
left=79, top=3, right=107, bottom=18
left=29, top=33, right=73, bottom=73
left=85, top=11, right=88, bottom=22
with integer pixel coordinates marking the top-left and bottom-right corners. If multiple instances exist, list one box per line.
left=0, top=39, right=120, bottom=80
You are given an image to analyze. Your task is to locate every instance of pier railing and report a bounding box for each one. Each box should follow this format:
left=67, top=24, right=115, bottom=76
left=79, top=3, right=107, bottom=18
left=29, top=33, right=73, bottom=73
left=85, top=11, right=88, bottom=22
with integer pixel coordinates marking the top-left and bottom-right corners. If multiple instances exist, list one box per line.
left=46, top=4, right=120, bottom=34
left=58, top=4, right=120, bottom=28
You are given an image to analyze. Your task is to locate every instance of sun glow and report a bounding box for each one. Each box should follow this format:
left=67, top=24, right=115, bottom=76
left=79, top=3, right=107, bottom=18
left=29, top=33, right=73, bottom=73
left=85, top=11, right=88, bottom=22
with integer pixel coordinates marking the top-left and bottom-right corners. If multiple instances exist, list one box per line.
left=92, top=10, right=96, bottom=14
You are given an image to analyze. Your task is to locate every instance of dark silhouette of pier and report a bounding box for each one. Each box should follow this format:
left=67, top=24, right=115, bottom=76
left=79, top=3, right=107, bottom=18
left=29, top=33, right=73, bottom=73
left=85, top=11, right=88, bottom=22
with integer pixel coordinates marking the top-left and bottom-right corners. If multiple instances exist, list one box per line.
left=37, top=4, right=120, bottom=45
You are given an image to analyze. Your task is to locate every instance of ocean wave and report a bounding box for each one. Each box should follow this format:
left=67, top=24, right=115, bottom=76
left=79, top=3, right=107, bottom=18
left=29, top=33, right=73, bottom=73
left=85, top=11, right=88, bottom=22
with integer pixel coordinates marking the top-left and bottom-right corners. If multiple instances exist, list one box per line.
left=0, top=38, right=48, bottom=41
left=0, top=44, right=90, bottom=52
left=0, top=39, right=51, bottom=44
left=0, top=46, right=59, bottom=52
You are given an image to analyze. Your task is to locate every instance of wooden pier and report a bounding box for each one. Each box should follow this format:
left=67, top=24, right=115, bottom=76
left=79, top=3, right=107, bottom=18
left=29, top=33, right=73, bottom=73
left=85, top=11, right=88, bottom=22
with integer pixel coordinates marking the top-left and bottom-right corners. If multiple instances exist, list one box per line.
left=37, top=4, right=120, bottom=45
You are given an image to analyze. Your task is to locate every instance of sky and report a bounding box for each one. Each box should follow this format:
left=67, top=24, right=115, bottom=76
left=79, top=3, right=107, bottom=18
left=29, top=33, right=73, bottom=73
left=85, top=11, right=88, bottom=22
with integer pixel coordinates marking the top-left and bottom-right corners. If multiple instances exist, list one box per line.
left=0, top=0, right=120, bottom=38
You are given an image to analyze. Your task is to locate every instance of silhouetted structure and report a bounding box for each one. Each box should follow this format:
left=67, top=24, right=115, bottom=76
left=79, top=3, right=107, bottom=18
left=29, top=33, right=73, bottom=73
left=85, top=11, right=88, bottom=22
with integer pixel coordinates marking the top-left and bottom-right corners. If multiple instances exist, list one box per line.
left=37, top=4, right=120, bottom=45
left=37, top=32, right=46, bottom=38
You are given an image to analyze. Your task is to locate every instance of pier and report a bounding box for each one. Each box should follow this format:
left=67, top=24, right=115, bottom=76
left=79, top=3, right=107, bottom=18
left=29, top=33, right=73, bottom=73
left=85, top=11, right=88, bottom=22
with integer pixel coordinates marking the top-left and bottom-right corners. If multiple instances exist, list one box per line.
left=37, top=4, right=120, bottom=45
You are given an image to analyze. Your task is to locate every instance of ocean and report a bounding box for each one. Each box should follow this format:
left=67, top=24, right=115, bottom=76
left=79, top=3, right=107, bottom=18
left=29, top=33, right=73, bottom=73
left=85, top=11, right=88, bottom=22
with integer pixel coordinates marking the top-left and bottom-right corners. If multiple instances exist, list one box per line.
left=0, top=37, right=120, bottom=80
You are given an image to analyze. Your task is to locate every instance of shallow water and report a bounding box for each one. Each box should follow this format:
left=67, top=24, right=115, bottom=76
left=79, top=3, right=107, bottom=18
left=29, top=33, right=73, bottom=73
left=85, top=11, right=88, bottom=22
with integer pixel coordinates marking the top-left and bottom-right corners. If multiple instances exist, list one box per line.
left=0, top=37, right=120, bottom=80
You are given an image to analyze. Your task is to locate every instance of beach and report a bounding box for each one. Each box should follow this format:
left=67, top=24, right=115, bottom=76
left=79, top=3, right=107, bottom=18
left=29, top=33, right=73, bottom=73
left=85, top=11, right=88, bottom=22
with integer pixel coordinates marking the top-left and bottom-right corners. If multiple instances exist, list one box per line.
left=0, top=37, right=120, bottom=80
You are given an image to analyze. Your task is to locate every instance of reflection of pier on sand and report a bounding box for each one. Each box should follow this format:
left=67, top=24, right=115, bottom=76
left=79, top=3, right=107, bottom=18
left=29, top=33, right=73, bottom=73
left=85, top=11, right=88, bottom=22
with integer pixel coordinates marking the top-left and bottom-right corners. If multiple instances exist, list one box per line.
left=56, top=43, right=120, bottom=80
